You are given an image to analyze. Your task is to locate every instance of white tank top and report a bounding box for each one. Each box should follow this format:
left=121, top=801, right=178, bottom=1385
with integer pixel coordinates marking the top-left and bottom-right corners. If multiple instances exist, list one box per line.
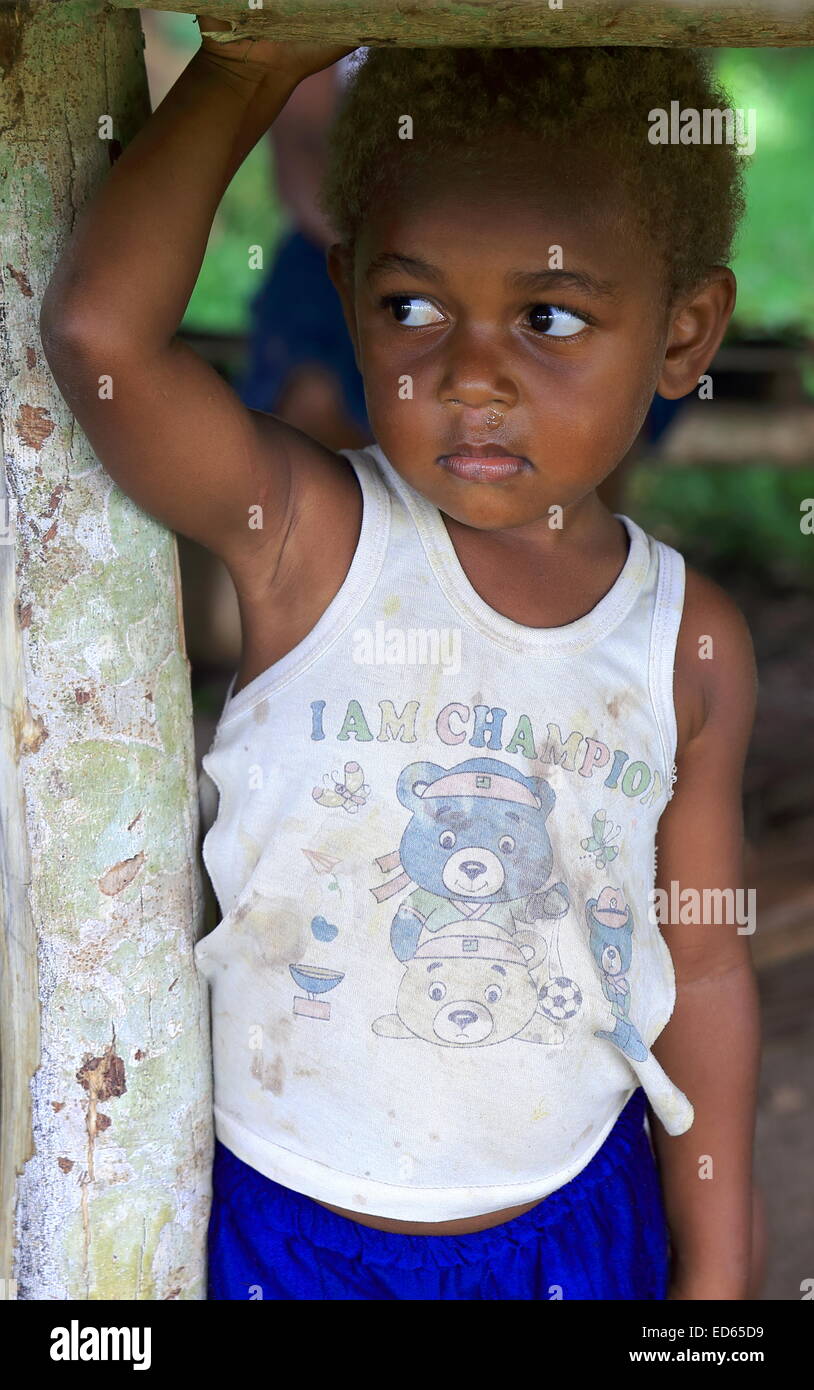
left=194, top=442, right=694, bottom=1221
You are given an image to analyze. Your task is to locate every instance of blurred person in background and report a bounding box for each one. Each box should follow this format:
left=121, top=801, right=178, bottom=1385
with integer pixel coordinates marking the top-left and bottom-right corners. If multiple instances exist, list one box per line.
left=237, top=52, right=371, bottom=451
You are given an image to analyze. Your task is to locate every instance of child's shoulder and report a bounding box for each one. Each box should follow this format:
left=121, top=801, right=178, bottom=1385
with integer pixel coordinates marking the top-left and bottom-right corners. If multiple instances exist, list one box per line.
left=672, top=560, right=758, bottom=758
left=679, top=562, right=756, bottom=675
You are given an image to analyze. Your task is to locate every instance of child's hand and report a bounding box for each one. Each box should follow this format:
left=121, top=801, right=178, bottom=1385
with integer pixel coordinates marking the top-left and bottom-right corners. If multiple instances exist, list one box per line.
left=195, top=15, right=358, bottom=82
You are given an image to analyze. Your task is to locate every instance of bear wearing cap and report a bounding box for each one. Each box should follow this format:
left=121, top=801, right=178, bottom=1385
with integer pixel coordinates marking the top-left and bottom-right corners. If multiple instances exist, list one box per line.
left=379, top=756, right=569, bottom=963
left=585, top=885, right=648, bottom=1061
left=371, top=919, right=567, bottom=1047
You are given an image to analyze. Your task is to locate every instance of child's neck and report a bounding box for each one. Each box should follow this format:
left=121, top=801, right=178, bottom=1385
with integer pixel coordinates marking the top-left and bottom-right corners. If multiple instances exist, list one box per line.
left=440, top=499, right=630, bottom=631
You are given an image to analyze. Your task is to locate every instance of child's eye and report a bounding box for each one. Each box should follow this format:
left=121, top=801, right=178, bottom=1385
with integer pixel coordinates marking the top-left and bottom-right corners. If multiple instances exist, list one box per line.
left=379, top=294, right=589, bottom=338
left=527, top=303, right=589, bottom=338
left=381, top=294, right=445, bottom=327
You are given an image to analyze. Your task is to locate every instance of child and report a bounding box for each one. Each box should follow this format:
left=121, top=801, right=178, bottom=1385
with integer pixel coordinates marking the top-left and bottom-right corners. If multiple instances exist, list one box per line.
left=39, top=25, right=761, bottom=1301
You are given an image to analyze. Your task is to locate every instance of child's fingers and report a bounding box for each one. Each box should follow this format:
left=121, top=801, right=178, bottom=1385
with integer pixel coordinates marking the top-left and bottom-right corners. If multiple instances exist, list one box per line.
left=194, top=15, right=358, bottom=80
left=194, top=14, right=232, bottom=31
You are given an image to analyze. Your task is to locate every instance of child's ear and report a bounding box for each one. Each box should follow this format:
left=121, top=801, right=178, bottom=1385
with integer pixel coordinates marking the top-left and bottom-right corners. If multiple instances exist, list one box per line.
left=326, top=242, right=360, bottom=359
left=656, top=267, right=737, bottom=401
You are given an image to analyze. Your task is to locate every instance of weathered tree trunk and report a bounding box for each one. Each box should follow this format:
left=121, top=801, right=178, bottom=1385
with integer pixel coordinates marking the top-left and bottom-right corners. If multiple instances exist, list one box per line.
left=0, top=0, right=211, bottom=1299
left=107, top=0, right=814, bottom=46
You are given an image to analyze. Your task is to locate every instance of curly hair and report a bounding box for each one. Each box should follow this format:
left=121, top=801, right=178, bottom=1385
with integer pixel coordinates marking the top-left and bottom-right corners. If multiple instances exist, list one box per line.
left=318, top=46, right=749, bottom=308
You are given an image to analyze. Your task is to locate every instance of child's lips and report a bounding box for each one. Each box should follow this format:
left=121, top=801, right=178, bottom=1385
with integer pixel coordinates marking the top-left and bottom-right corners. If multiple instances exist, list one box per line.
left=438, top=449, right=530, bottom=481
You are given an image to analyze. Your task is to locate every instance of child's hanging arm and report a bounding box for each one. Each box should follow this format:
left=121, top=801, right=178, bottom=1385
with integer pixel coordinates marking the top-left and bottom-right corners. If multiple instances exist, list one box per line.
left=648, top=569, right=761, bottom=1301
left=38, top=19, right=359, bottom=581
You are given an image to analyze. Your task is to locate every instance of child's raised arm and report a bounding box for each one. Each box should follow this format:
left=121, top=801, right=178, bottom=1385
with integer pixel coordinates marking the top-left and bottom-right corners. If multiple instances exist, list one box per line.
left=38, top=25, right=359, bottom=582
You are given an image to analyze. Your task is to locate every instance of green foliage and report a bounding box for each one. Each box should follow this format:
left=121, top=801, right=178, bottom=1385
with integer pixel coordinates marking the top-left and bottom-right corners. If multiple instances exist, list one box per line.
left=716, top=49, right=814, bottom=335
left=629, top=463, right=814, bottom=586
left=158, top=12, right=287, bottom=333
left=156, top=10, right=198, bottom=48
left=184, top=144, right=285, bottom=334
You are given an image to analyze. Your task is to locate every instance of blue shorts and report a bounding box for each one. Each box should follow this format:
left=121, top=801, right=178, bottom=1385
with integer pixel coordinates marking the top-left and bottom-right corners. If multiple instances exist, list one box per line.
left=206, top=1087, right=671, bottom=1300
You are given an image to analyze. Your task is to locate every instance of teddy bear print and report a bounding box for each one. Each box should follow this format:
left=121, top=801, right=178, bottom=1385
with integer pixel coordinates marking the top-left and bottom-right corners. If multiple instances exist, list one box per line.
left=584, top=885, right=648, bottom=1061
left=375, top=756, right=570, bottom=963
left=371, top=919, right=566, bottom=1047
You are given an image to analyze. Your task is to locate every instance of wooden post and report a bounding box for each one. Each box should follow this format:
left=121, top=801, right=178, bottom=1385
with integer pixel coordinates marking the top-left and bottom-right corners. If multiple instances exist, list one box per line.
left=0, top=0, right=211, bottom=1299
left=106, top=0, right=814, bottom=45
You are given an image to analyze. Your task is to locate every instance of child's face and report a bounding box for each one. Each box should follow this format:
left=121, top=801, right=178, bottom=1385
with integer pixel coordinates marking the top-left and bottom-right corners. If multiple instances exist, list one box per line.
left=330, top=146, right=676, bottom=531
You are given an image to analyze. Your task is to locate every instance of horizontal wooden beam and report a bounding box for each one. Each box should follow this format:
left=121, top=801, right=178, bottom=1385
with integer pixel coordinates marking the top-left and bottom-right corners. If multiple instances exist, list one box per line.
left=101, top=1, right=814, bottom=47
